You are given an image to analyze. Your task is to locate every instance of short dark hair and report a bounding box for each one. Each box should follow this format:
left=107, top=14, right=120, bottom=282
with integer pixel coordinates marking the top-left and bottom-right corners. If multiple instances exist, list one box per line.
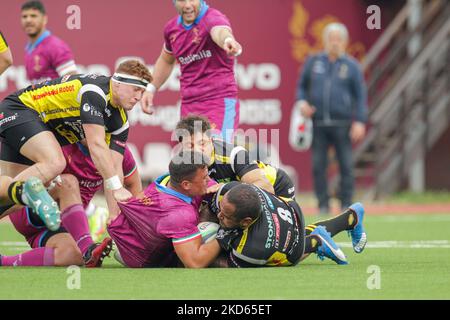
left=169, top=150, right=209, bottom=187
left=175, top=115, right=211, bottom=143
left=226, top=184, right=262, bottom=221
left=21, top=0, right=46, bottom=14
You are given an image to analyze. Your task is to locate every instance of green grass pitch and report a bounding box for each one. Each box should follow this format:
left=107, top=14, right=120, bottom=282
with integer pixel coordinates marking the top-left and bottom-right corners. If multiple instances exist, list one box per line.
left=1, top=213, right=450, bottom=300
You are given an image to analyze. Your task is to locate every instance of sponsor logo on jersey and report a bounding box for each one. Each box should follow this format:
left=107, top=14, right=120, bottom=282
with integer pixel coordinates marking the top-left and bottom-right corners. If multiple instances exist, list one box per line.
left=83, top=103, right=91, bottom=112
left=0, top=113, right=18, bottom=127
left=178, top=50, right=212, bottom=65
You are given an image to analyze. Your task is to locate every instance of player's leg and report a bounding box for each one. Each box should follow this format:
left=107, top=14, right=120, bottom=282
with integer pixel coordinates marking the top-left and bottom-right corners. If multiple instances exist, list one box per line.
left=45, top=233, right=83, bottom=266
left=306, top=202, right=366, bottom=253
left=291, top=201, right=347, bottom=265
left=0, top=172, right=61, bottom=231
left=1, top=209, right=59, bottom=267
left=3, top=127, right=66, bottom=184
left=50, top=174, right=112, bottom=267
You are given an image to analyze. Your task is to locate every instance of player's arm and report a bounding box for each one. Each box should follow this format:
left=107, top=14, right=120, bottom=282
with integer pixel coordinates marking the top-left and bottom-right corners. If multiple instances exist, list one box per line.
left=0, top=32, right=13, bottom=76
left=230, top=147, right=275, bottom=194
left=240, top=169, right=274, bottom=194
left=210, top=26, right=242, bottom=56
left=80, top=89, right=132, bottom=202
left=173, top=236, right=221, bottom=269
left=151, top=47, right=176, bottom=91
left=141, top=47, right=176, bottom=114
left=124, top=166, right=142, bottom=197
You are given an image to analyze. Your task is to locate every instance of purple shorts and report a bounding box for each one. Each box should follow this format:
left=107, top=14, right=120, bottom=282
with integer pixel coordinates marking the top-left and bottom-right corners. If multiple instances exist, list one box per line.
left=181, top=97, right=240, bottom=143
left=9, top=208, right=66, bottom=248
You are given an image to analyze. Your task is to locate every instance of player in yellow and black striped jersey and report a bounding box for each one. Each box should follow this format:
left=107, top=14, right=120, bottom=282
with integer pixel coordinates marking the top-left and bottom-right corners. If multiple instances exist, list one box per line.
left=0, top=31, right=13, bottom=76
left=208, top=182, right=360, bottom=267
left=176, top=115, right=296, bottom=200
left=0, top=59, right=152, bottom=205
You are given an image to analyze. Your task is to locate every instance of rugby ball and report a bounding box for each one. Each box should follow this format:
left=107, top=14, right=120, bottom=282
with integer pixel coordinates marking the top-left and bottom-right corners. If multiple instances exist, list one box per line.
left=197, top=222, right=220, bottom=244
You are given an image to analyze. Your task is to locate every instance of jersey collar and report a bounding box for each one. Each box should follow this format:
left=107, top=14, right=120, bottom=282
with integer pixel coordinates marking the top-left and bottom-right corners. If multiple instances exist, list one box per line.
left=155, top=174, right=192, bottom=204
left=177, top=3, right=209, bottom=30
left=25, top=30, right=51, bottom=54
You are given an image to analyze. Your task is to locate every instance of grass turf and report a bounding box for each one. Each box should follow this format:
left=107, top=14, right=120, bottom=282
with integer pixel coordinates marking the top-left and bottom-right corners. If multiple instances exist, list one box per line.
left=1, top=214, right=450, bottom=300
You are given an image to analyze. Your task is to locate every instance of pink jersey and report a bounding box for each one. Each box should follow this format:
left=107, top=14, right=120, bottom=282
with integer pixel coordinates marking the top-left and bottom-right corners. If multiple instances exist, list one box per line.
left=62, top=143, right=137, bottom=207
left=164, top=6, right=238, bottom=104
left=25, top=30, right=76, bottom=83
left=109, top=174, right=204, bottom=267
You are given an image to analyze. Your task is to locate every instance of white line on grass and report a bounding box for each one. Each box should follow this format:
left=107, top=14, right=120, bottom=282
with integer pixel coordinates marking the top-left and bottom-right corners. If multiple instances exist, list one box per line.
left=337, top=240, right=450, bottom=249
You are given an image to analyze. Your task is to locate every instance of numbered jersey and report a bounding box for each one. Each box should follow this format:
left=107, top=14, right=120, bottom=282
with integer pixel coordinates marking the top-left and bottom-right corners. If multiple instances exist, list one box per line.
left=213, top=182, right=305, bottom=267
left=5, top=74, right=128, bottom=153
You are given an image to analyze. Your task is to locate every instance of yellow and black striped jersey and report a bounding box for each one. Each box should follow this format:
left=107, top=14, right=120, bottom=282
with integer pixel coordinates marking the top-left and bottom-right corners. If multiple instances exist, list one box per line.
left=0, top=31, right=8, bottom=53
left=10, top=74, right=129, bottom=153
left=214, top=182, right=305, bottom=268
left=208, top=138, right=294, bottom=198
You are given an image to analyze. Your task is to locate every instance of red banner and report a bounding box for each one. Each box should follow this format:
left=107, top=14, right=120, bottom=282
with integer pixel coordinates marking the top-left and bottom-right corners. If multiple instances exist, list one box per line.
left=0, top=0, right=384, bottom=190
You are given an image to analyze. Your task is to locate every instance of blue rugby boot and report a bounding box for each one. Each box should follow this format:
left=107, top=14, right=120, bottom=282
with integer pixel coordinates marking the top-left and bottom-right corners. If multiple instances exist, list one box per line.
left=347, top=202, right=367, bottom=253
left=23, top=177, right=61, bottom=231
left=312, top=226, right=348, bottom=265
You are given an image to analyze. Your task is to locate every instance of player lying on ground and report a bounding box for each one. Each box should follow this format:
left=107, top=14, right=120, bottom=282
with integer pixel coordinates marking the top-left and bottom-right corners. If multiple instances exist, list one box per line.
left=176, top=115, right=296, bottom=199
left=0, top=143, right=142, bottom=267
left=105, top=150, right=222, bottom=268
left=1, top=173, right=112, bottom=267
left=203, top=182, right=367, bottom=267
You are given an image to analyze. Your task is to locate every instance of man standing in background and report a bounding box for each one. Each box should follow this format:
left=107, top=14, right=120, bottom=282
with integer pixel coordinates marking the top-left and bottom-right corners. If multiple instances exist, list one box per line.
left=295, top=22, right=368, bottom=215
left=140, top=0, right=242, bottom=143
left=0, top=31, right=13, bottom=76
left=21, top=0, right=77, bottom=83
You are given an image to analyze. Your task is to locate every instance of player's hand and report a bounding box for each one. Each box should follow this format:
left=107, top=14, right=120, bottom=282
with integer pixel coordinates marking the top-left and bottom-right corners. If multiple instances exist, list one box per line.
left=296, top=100, right=316, bottom=118
left=140, top=91, right=155, bottom=115
left=207, top=183, right=224, bottom=194
left=224, top=38, right=243, bottom=57
left=113, top=187, right=133, bottom=203
left=350, top=122, right=366, bottom=143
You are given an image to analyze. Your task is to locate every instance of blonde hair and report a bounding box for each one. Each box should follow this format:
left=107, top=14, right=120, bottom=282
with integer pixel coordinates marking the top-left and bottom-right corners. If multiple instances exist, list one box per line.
left=115, top=60, right=153, bottom=83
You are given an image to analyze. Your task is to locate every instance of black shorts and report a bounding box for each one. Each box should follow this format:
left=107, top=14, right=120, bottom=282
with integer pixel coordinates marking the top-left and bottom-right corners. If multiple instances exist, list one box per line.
left=288, top=200, right=306, bottom=265
left=0, top=96, right=50, bottom=165
left=274, top=168, right=296, bottom=200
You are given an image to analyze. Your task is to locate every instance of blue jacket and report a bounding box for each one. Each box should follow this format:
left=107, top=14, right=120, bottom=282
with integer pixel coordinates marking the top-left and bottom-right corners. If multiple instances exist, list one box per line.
left=296, top=52, right=368, bottom=125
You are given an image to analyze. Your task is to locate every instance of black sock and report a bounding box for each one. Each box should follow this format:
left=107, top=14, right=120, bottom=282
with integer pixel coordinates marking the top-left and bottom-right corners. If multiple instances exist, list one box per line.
left=304, top=234, right=321, bottom=254
left=307, top=209, right=358, bottom=237
left=7, top=181, right=26, bottom=206
left=28, top=208, right=45, bottom=227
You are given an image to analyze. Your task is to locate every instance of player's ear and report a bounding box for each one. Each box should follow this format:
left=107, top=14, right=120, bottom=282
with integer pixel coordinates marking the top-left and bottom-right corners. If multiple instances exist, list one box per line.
left=240, top=217, right=253, bottom=229
left=180, top=180, right=191, bottom=191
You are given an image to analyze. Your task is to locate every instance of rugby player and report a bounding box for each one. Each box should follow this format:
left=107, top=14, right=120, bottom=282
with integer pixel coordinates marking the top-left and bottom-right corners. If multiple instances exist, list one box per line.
left=0, top=144, right=141, bottom=267
left=106, top=150, right=221, bottom=268
left=0, top=31, right=13, bottom=76
left=0, top=59, right=151, bottom=213
left=176, top=115, right=298, bottom=198
left=141, top=0, right=242, bottom=142
left=21, top=1, right=77, bottom=83
left=208, top=182, right=367, bottom=267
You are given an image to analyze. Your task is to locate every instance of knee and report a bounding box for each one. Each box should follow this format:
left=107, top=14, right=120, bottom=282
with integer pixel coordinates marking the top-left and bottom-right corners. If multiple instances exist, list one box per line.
left=58, top=174, right=80, bottom=193
left=52, top=155, right=67, bottom=175
left=54, top=244, right=83, bottom=266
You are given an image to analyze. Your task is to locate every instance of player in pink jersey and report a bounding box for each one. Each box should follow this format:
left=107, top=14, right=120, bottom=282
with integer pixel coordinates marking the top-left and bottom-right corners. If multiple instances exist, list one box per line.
left=107, top=150, right=221, bottom=268
left=141, top=0, right=242, bottom=142
left=21, top=1, right=77, bottom=83
left=1, top=144, right=141, bottom=267
left=61, top=143, right=141, bottom=208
